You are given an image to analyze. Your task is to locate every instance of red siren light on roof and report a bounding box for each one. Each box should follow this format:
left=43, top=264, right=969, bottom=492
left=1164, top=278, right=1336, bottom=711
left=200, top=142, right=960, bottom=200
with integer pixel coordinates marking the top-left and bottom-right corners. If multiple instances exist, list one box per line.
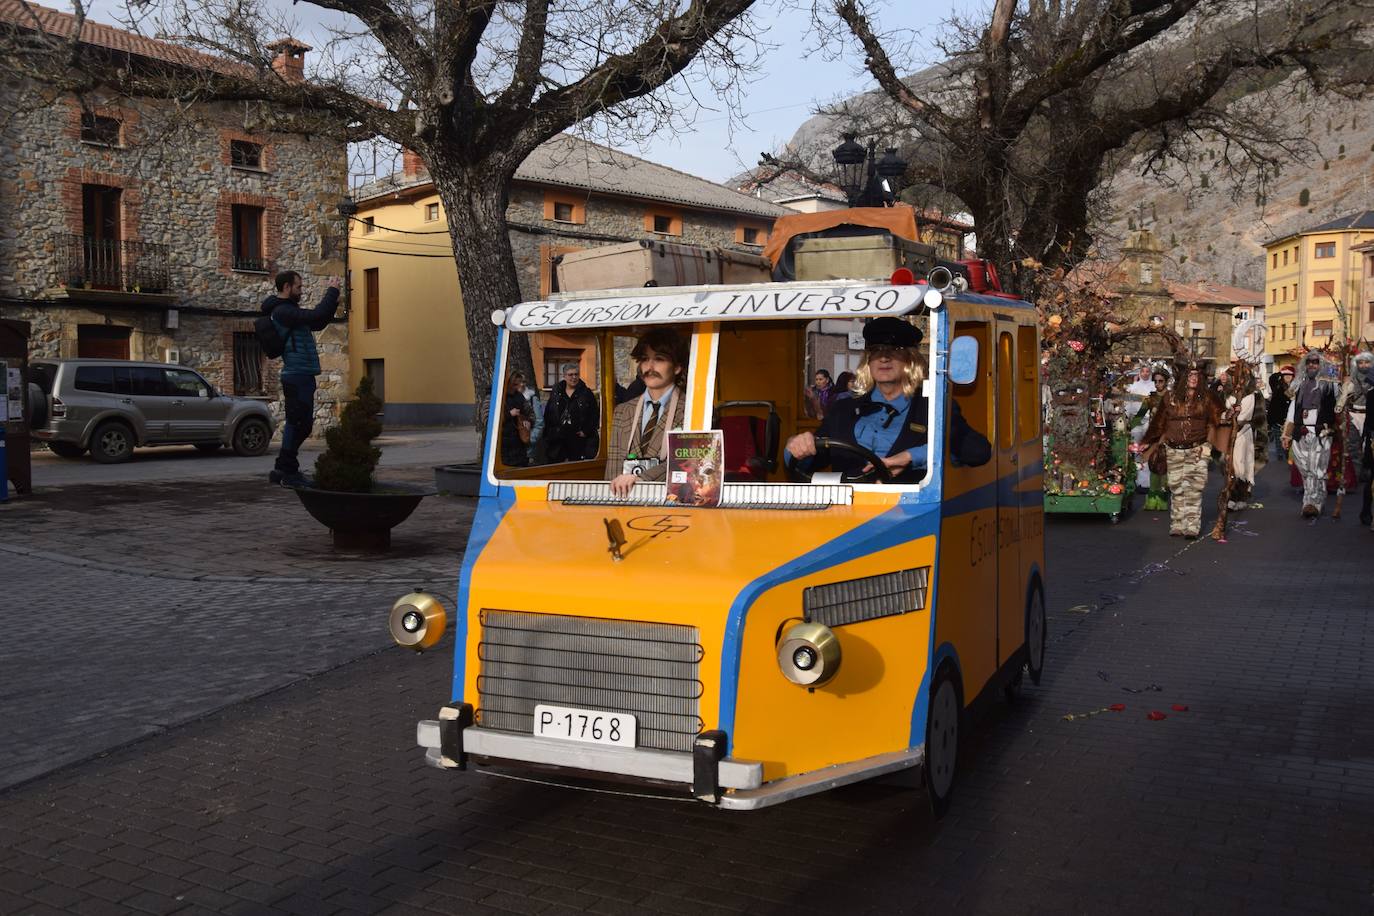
left=890, top=267, right=916, bottom=286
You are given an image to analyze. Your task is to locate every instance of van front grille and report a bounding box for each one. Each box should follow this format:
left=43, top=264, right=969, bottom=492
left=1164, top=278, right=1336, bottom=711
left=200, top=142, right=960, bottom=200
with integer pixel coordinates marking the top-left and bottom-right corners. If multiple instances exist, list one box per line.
left=476, top=609, right=704, bottom=752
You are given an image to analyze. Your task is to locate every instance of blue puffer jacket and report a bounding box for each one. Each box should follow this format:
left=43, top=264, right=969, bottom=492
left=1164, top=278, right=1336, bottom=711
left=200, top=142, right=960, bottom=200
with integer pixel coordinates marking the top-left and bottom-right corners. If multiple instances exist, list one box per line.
left=260, top=287, right=340, bottom=377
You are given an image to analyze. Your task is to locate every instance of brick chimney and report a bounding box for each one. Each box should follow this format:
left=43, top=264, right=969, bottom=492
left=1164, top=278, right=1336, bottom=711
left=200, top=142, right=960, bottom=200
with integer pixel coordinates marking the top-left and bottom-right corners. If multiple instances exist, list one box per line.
left=267, top=38, right=311, bottom=82
left=402, top=149, right=427, bottom=179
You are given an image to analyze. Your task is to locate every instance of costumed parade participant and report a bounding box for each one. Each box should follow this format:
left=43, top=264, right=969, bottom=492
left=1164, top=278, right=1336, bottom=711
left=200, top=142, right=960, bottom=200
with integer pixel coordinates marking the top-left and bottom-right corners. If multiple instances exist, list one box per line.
left=1132, top=366, right=1172, bottom=510
left=1141, top=360, right=1221, bottom=538
left=1220, top=362, right=1263, bottom=512
left=1282, top=351, right=1338, bottom=518
left=1339, top=351, right=1374, bottom=526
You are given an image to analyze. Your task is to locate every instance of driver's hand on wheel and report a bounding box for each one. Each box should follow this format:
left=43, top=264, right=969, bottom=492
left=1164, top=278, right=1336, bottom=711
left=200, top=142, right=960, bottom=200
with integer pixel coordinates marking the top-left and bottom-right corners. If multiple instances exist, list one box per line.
left=609, top=473, right=638, bottom=497
left=861, top=451, right=914, bottom=474
left=784, top=432, right=817, bottom=460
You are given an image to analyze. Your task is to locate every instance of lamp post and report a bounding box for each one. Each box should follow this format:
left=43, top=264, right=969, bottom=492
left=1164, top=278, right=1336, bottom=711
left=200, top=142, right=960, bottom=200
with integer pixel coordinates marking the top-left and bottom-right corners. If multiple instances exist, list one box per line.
left=336, top=197, right=358, bottom=315
left=830, top=133, right=907, bottom=207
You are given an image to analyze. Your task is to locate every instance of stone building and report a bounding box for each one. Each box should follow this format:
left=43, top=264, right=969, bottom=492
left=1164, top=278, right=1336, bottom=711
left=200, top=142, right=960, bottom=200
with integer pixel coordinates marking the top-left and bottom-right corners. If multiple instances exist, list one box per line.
left=0, top=2, right=349, bottom=428
left=347, top=136, right=790, bottom=424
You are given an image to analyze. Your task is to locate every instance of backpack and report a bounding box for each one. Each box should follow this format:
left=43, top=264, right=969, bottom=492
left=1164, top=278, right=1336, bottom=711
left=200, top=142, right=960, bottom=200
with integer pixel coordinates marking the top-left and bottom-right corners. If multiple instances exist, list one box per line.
left=253, top=314, right=293, bottom=359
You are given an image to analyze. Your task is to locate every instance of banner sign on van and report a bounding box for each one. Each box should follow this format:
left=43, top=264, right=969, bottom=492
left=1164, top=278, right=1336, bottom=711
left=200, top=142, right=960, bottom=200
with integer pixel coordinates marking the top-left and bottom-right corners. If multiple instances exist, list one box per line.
left=499, top=283, right=923, bottom=331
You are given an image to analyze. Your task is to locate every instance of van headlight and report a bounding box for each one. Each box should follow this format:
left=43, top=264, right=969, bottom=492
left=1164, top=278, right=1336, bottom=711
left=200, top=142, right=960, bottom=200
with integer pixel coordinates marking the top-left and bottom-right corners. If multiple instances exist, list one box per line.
left=388, top=592, right=447, bottom=651
left=777, top=621, right=841, bottom=687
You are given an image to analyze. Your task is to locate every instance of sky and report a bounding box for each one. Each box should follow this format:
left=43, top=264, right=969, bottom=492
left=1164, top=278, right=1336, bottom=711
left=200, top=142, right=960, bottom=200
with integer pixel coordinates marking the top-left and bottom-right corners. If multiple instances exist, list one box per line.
left=81, top=0, right=978, bottom=184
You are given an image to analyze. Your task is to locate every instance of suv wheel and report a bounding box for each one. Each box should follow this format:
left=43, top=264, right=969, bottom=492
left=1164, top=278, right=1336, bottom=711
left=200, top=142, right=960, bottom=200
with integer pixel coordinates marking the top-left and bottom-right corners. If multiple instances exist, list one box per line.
left=47, top=441, right=87, bottom=459
left=233, top=418, right=271, bottom=457
left=90, top=420, right=135, bottom=464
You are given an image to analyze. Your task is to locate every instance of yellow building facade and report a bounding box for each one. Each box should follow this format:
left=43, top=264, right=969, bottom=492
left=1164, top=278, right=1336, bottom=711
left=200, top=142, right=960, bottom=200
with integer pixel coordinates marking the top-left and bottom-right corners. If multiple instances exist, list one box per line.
left=1263, top=211, right=1374, bottom=356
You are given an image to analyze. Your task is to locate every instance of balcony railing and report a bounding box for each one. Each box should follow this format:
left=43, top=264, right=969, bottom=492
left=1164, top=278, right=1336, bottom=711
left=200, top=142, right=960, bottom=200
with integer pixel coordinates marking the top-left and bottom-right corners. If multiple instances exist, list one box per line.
left=59, top=234, right=172, bottom=294
left=1184, top=336, right=1218, bottom=357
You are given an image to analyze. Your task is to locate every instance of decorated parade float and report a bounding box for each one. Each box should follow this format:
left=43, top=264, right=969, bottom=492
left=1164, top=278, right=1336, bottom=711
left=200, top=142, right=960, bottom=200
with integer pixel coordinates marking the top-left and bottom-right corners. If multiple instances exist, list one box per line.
left=1037, top=270, right=1182, bottom=522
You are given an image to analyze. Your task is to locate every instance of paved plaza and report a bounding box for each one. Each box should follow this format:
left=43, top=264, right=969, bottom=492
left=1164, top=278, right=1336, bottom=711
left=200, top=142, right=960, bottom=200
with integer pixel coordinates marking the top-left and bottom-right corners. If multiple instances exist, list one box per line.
left=1, top=454, right=1371, bottom=914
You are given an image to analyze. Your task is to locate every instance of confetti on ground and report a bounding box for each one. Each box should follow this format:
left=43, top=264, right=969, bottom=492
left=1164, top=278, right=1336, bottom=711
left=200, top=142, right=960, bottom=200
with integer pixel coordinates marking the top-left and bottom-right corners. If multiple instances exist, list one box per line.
left=1063, top=704, right=1127, bottom=721
left=1171, top=704, right=1190, bottom=712
left=1097, top=670, right=1112, bottom=682
left=1121, top=683, right=1164, bottom=694
left=1147, top=711, right=1168, bottom=721
left=1067, top=604, right=1095, bottom=614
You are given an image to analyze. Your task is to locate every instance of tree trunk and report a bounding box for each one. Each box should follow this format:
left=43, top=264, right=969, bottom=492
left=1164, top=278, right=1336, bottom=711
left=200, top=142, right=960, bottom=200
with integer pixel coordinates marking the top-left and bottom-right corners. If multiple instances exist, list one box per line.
left=431, top=162, right=536, bottom=430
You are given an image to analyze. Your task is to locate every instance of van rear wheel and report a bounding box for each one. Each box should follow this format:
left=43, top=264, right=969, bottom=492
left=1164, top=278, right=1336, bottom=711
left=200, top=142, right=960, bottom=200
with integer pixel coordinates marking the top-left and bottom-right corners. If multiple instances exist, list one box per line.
left=924, top=667, right=961, bottom=819
left=90, top=421, right=134, bottom=464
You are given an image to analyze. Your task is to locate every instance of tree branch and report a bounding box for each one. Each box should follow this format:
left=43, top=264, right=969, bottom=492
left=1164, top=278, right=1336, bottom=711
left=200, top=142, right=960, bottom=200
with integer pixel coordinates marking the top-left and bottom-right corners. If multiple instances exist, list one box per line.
left=832, top=0, right=955, bottom=133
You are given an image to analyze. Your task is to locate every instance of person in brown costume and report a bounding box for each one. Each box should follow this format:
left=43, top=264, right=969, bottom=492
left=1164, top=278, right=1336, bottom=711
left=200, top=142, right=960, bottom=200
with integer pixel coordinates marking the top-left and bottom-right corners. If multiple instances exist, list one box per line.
left=1141, top=360, right=1223, bottom=538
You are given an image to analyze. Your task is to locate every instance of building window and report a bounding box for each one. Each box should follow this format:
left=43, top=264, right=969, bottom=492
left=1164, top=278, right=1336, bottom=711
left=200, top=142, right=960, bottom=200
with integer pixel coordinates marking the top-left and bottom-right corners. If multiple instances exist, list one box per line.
left=424, top=203, right=439, bottom=222
left=1272, top=252, right=1278, bottom=269
left=1270, top=289, right=1277, bottom=306
left=1312, top=319, right=1333, bottom=337
left=1315, top=241, right=1335, bottom=258
left=553, top=202, right=575, bottom=222
left=1140, top=263, right=1153, bottom=285
left=1368, top=302, right=1374, bottom=322
left=363, top=216, right=376, bottom=234
left=1313, top=280, right=1334, bottom=299
left=233, top=331, right=264, bottom=395
left=231, top=204, right=267, bottom=272
left=543, top=194, right=584, bottom=224
left=645, top=211, right=681, bottom=236
left=742, top=227, right=761, bottom=245
left=543, top=348, right=582, bottom=389
left=230, top=140, right=264, bottom=169
left=1281, top=287, right=1287, bottom=303
left=364, top=267, right=379, bottom=330
left=80, top=113, right=121, bottom=146
left=1282, top=249, right=1289, bottom=266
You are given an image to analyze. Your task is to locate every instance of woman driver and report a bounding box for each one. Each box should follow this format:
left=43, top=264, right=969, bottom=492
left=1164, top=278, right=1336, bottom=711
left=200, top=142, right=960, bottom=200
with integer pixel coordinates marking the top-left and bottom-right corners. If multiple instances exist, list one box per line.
left=785, top=317, right=990, bottom=482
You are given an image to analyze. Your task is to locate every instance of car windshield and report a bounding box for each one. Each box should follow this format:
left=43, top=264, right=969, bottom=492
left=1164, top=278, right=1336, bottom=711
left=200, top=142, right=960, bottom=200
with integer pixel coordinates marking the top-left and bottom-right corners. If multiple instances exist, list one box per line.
left=492, top=316, right=934, bottom=499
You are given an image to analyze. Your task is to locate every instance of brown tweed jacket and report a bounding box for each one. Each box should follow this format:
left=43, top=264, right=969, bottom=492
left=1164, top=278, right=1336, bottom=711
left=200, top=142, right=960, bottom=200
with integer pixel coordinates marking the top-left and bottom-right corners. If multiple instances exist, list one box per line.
left=604, top=387, right=686, bottom=481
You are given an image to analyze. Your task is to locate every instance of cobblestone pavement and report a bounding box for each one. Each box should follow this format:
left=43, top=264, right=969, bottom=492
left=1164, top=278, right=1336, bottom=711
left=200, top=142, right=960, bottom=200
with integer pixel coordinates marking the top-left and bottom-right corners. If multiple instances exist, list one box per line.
left=1, top=459, right=1372, bottom=914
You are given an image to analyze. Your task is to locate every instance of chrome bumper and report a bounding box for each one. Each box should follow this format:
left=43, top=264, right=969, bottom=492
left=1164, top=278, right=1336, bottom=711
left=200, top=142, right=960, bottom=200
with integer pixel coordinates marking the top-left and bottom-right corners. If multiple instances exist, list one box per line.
left=417, top=720, right=763, bottom=790
left=417, top=718, right=924, bottom=810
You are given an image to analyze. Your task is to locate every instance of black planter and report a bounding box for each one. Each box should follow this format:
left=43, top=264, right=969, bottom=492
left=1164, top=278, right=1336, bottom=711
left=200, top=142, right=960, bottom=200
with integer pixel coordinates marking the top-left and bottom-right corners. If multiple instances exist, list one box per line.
left=434, top=462, right=482, bottom=497
left=294, top=481, right=435, bottom=550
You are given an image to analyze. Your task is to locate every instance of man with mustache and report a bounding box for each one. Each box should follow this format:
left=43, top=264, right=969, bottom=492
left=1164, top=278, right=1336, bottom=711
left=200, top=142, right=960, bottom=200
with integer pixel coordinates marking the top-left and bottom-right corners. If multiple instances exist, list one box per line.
left=604, top=327, right=688, bottom=496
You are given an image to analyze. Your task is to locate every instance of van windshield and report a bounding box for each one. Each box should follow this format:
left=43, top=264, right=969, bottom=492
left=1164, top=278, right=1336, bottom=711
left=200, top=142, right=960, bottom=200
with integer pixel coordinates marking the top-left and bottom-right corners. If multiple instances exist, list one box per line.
left=492, top=316, right=935, bottom=499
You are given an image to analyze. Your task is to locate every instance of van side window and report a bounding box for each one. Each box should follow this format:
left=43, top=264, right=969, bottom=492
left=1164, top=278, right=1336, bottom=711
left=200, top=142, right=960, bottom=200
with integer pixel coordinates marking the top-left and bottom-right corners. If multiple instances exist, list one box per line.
left=949, top=321, right=991, bottom=451
left=73, top=366, right=115, bottom=393
left=1016, top=326, right=1039, bottom=443
left=996, top=331, right=1014, bottom=450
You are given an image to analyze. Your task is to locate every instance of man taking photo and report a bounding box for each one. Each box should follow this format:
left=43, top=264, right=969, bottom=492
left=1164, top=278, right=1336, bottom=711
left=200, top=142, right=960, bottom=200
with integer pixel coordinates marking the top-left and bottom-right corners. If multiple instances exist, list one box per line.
left=262, top=270, right=340, bottom=488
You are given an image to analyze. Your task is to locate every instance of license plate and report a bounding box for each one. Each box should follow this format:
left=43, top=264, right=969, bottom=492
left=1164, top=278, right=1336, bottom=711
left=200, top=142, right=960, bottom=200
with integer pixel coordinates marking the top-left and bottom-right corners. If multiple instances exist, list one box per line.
left=533, top=704, right=637, bottom=748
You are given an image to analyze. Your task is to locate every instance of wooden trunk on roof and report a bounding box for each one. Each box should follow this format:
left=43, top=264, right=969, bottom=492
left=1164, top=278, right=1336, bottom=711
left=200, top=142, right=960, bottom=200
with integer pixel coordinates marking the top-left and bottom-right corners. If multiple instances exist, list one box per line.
left=556, top=240, right=720, bottom=291
left=794, top=235, right=936, bottom=282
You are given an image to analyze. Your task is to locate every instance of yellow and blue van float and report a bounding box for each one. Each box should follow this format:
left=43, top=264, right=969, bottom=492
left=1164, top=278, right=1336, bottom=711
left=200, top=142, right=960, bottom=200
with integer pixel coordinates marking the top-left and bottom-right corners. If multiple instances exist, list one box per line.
left=395, top=275, right=1046, bottom=813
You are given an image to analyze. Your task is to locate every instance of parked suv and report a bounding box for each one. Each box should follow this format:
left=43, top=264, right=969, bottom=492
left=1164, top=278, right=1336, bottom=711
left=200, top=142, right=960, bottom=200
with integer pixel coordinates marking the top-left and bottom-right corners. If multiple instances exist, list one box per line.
left=29, top=359, right=275, bottom=464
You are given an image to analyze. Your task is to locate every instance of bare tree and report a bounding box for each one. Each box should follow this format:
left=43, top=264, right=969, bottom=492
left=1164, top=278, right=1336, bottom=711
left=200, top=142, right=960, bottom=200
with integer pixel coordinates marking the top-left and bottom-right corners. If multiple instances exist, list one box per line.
left=818, top=0, right=1374, bottom=296
left=3, top=0, right=762, bottom=394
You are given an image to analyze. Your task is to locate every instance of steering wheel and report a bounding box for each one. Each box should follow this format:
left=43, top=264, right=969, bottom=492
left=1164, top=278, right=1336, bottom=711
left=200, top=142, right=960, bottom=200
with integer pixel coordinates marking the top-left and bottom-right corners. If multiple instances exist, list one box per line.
left=788, top=437, right=895, bottom=484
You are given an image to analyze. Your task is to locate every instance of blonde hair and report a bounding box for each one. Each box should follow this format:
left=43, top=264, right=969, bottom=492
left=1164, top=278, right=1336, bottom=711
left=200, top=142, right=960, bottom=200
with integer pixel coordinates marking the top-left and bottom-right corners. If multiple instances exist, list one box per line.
left=851, top=348, right=928, bottom=399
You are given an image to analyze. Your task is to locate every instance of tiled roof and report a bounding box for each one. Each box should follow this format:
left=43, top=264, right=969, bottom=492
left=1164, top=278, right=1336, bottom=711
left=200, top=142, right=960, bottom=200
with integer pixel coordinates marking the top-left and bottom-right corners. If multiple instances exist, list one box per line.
left=734, top=170, right=848, bottom=205
left=0, top=0, right=246, bottom=74
left=1165, top=280, right=1263, bottom=308
left=1302, top=210, right=1374, bottom=234
left=1264, top=210, right=1374, bottom=246
left=354, top=134, right=791, bottom=220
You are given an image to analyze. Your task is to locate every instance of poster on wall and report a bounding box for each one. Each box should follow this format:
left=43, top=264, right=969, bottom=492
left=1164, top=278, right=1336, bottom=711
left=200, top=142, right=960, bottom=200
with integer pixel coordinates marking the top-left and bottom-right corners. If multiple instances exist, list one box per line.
left=6, top=364, right=22, bottom=421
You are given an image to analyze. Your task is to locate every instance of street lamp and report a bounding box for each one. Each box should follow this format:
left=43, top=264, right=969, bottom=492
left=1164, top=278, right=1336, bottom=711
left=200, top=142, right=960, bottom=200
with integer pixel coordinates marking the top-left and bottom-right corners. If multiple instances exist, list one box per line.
left=830, top=133, right=907, bottom=207
left=336, top=197, right=358, bottom=315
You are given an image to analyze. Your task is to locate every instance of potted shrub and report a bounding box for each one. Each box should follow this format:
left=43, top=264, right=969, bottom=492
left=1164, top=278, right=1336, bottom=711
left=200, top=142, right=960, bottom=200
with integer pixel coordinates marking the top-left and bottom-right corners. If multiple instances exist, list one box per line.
left=293, top=376, right=434, bottom=550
